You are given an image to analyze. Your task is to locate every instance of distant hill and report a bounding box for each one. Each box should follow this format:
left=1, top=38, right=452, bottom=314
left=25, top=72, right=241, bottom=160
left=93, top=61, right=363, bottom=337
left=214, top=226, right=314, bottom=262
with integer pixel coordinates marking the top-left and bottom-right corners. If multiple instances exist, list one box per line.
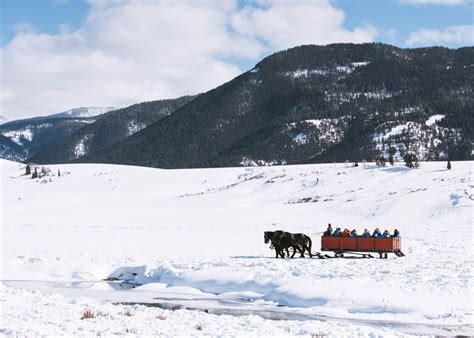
left=0, top=106, right=118, bottom=161
left=29, top=96, right=196, bottom=164
left=74, top=43, right=473, bottom=168
left=0, top=116, right=97, bottom=161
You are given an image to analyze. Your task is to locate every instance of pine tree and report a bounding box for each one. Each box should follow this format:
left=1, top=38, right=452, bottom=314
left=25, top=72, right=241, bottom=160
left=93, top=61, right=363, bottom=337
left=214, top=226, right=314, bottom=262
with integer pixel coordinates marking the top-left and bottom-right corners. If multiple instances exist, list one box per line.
left=32, top=167, right=38, bottom=179
left=447, top=160, right=451, bottom=170
left=404, top=153, right=418, bottom=168
left=388, top=154, right=394, bottom=166
left=25, top=164, right=31, bottom=175
left=375, top=155, right=386, bottom=167
left=58, top=169, right=61, bottom=176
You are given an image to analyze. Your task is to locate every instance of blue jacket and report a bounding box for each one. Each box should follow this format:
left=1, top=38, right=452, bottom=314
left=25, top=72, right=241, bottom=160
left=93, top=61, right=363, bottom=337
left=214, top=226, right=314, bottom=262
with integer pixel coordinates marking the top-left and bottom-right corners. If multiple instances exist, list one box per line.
left=332, top=229, right=342, bottom=236
left=380, top=233, right=391, bottom=238
left=350, top=231, right=358, bottom=237
left=362, top=232, right=371, bottom=237
left=372, top=230, right=381, bottom=237
left=392, top=233, right=400, bottom=237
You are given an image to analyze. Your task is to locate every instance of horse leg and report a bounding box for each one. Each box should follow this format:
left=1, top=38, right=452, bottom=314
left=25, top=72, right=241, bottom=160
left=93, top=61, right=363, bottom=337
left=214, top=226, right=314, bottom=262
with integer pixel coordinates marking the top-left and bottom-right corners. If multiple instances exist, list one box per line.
left=300, top=246, right=306, bottom=258
left=299, top=246, right=305, bottom=258
left=290, top=246, right=299, bottom=258
left=305, top=244, right=312, bottom=257
left=275, top=246, right=285, bottom=258
left=307, top=236, right=313, bottom=257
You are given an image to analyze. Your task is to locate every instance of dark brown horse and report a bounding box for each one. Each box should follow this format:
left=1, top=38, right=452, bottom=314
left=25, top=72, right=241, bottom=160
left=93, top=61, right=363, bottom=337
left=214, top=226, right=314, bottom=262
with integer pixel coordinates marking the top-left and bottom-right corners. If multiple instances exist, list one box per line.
left=264, top=230, right=313, bottom=258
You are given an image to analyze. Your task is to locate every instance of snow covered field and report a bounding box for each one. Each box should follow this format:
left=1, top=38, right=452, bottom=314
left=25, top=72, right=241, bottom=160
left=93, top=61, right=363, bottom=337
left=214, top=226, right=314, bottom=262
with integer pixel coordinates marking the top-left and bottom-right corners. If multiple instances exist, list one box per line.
left=1, top=159, right=473, bottom=336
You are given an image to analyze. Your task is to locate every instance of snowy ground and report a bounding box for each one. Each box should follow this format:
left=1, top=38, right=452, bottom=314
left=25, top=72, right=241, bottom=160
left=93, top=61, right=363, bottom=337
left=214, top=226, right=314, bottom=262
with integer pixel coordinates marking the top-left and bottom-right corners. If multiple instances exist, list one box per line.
left=1, top=159, right=473, bottom=336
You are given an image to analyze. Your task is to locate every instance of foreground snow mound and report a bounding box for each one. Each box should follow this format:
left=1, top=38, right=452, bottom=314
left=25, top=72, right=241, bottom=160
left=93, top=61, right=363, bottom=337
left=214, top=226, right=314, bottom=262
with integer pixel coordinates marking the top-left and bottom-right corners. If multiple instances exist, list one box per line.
left=263, top=283, right=329, bottom=307
left=109, top=265, right=279, bottom=295
left=104, top=263, right=471, bottom=330
left=1, top=285, right=410, bottom=337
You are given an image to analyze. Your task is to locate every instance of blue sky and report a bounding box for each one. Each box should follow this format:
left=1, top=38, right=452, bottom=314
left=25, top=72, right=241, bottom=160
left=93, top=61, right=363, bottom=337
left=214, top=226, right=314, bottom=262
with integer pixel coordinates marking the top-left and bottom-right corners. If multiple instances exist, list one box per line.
left=1, top=0, right=89, bottom=45
left=1, top=0, right=473, bottom=118
left=337, top=0, right=473, bottom=43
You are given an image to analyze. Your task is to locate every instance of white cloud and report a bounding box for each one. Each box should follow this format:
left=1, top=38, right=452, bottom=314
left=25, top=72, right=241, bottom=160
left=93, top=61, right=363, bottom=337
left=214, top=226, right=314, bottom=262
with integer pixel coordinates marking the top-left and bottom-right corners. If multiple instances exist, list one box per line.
left=58, top=23, right=73, bottom=34
left=1, top=0, right=376, bottom=119
left=406, top=25, right=474, bottom=45
left=400, top=0, right=468, bottom=6
left=230, top=0, right=376, bottom=50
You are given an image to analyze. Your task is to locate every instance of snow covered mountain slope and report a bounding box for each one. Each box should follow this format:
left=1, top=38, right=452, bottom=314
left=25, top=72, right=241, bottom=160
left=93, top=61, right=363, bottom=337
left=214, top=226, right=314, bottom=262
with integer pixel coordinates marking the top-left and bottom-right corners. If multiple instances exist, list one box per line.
left=1, top=96, right=195, bottom=163
left=0, top=117, right=96, bottom=161
left=83, top=44, right=474, bottom=169
left=1, top=160, right=473, bottom=335
left=29, top=95, right=196, bottom=164
left=0, top=107, right=114, bottom=160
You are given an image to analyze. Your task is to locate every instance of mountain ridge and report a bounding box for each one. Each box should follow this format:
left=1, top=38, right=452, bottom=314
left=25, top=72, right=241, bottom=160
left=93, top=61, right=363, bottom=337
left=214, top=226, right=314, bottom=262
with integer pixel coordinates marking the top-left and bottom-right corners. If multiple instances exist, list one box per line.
left=28, top=95, right=197, bottom=164
left=79, top=43, right=473, bottom=168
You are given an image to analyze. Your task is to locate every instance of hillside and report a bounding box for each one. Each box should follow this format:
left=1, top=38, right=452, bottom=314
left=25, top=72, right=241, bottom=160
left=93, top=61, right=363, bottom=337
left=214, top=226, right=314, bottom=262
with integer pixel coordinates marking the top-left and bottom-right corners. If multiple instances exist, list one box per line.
left=73, top=43, right=474, bottom=169
left=28, top=96, right=196, bottom=164
left=0, top=116, right=97, bottom=161
left=1, top=159, right=472, bottom=335
left=0, top=106, right=118, bottom=161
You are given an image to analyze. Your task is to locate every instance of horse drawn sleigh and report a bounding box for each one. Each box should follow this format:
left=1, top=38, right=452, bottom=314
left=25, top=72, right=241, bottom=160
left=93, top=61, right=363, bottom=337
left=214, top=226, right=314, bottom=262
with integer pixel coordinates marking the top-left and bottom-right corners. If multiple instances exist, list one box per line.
left=264, top=230, right=405, bottom=259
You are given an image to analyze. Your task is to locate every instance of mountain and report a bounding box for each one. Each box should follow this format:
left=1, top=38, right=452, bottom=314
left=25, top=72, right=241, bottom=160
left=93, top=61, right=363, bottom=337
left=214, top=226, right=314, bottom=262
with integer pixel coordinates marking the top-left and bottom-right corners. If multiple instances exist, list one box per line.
left=72, top=43, right=472, bottom=169
left=0, top=134, right=25, bottom=160
left=0, top=117, right=97, bottom=161
left=0, top=106, right=119, bottom=161
left=29, top=96, right=196, bottom=164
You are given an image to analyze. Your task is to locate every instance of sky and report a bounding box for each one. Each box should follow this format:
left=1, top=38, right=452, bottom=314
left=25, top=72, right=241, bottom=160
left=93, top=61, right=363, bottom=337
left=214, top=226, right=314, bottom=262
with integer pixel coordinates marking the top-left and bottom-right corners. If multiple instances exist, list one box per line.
left=1, top=0, right=473, bottom=119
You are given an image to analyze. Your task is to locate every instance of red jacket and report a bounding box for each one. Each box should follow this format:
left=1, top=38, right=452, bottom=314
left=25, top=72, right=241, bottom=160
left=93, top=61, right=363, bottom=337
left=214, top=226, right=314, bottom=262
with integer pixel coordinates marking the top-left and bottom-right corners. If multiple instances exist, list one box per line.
left=341, top=229, right=350, bottom=237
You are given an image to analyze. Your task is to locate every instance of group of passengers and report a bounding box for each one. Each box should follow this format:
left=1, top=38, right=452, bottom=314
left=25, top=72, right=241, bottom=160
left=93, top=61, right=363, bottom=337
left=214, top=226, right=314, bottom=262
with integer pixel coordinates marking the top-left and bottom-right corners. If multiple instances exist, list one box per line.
left=323, top=224, right=400, bottom=238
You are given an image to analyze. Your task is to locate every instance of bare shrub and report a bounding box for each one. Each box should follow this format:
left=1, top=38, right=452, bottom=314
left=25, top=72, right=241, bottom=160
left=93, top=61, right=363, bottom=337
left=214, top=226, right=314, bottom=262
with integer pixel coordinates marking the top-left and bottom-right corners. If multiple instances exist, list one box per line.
left=81, top=309, right=95, bottom=319
left=123, top=308, right=134, bottom=317
left=195, top=324, right=203, bottom=331
left=311, top=332, right=327, bottom=338
left=156, top=314, right=167, bottom=320
left=125, top=327, right=138, bottom=334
